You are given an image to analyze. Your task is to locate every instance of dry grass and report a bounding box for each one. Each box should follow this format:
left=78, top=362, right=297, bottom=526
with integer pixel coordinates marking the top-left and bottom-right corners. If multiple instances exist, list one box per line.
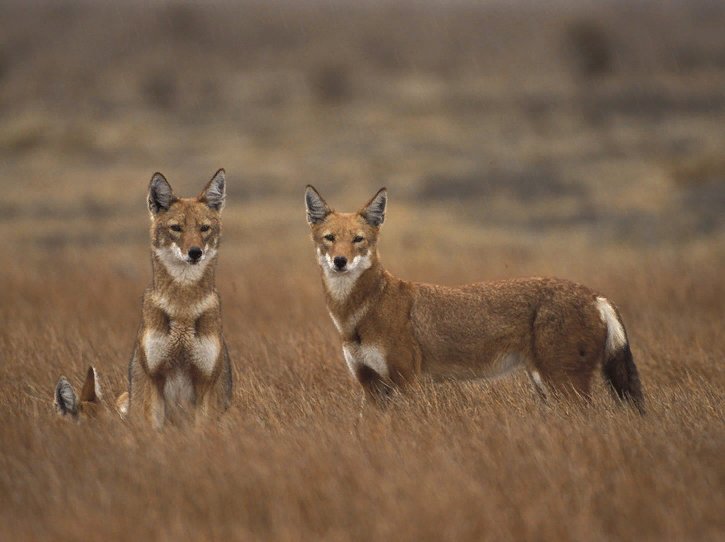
left=1, top=235, right=723, bottom=541
left=1, top=1, right=724, bottom=540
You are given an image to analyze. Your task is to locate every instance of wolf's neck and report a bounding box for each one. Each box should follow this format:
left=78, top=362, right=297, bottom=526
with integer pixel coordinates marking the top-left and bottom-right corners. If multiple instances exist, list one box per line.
left=151, top=253, right=217, bottom=297
left=324, top=259, right=388, bottom=318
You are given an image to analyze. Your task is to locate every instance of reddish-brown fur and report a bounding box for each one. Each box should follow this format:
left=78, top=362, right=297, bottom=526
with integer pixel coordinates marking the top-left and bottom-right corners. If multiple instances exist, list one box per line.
left=125, top=170, right=233, bottom=428
left=306, top=186, right=644, bottom=411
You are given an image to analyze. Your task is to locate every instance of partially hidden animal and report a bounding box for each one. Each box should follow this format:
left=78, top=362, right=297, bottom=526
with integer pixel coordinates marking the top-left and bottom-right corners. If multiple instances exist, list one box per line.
left=55, top=366, right=108, bottom=421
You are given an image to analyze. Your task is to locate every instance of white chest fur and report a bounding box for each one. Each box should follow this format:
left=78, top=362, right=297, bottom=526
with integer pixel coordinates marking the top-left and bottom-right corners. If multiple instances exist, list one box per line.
left=142, top=325, right=221, bottom=377
left=342, top=343, right=389, bottom=378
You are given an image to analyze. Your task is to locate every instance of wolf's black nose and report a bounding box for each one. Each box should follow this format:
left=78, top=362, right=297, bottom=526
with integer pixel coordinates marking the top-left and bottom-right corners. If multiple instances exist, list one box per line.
left=188, top=247, right=203, bottom=261
left=333, top=256, right=347, bottom=270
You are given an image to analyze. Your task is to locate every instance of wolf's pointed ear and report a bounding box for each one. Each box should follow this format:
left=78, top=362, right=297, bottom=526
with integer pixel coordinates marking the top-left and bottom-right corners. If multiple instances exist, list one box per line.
left=199, top=169, right=226, bottom=211
left=54, top=377, right=78, bottom=417
left=360, top=187, right=387, bottom=227
left=148, top=172, right=176, bottom=215
left=79, top=366, right=101, bottom=403
left=305, top=185, right=331, bottom=225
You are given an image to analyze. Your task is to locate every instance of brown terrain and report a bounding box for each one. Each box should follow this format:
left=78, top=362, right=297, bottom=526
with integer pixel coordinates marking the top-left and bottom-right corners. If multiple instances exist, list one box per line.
left=0, top=1, right=723, bottom=540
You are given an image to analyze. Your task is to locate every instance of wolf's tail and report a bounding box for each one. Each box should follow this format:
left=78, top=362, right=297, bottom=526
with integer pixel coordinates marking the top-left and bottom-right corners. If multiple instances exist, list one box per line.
left=596, top=297, right=645, bottom=414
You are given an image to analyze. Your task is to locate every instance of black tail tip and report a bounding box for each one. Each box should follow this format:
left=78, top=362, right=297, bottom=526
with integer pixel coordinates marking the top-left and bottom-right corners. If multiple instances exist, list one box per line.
left=604, top=343, right=645, bottom=415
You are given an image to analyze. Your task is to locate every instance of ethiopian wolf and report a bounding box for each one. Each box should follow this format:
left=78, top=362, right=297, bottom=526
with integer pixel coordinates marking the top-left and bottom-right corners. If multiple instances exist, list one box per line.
left=117, top=169, right=233, bottom=429
left=305, top=186, right=644, bottom=413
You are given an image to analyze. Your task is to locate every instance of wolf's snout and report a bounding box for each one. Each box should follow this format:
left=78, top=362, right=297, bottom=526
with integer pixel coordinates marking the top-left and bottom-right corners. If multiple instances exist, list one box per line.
left=333, top=256, right=348, bottom=270
left=188, top=246, right=203, bottom=262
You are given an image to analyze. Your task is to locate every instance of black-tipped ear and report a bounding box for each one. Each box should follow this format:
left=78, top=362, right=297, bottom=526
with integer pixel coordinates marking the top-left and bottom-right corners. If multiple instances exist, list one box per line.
left=55, top=377, right=78, bottom=417
left=79, top=366, right=101, bottom=403
left=148, top=172, right=176, bottom=215
left=305, top=185, right=331, bottom=225
left=360, top=188, right=387, bottom=227
left=199, top=169, right=226, bottom=211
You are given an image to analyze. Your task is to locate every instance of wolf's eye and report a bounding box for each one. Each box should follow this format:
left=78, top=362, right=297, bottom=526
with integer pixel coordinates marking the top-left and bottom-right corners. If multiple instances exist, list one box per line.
left=323, top=234, right=335, bottom=242
left=200, top=225, right=211, bottom=232
left=353, top=235, right=364, bottom=243
left=169, top=224, right=182, bottom=232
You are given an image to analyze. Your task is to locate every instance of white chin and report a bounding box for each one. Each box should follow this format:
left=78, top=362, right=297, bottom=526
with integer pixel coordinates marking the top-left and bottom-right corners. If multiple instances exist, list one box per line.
left=180, top=255, right=204, bottom=265
left=328, top=265, right=350, bottom=274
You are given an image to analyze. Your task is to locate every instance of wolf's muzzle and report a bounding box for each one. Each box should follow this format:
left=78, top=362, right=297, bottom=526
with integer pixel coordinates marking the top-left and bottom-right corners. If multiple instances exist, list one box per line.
left=188, top=246, right=203, bottom=263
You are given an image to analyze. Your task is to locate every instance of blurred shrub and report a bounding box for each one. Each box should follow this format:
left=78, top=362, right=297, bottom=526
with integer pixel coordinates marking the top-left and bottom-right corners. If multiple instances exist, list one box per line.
left=142, top=70, right=177, bottom=109
left=670, top=153, right=725, bottom=234
left=563, top=20, right=613, bottom=78
left=309, top=63, right=351, bottom=104
left=164, top=3, right=203, bottom=42
left=417, top=164, right=577, bottom=202
left=671, top=153, right=725, bottom=186
left=0, top=48, right=7, bottom=82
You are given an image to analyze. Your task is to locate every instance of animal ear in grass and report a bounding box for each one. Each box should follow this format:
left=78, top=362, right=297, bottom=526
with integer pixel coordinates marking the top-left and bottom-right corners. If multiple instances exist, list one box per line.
left=54, top=377, right=78, bottom=417
left=79, top=366, right=101, bottom=403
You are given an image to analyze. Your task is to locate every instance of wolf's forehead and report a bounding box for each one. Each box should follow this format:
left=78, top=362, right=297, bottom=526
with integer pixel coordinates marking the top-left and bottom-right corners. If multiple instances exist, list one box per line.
left=323, top=213, right=365, bottom=232
left=166, top=200, right=215, bottom=222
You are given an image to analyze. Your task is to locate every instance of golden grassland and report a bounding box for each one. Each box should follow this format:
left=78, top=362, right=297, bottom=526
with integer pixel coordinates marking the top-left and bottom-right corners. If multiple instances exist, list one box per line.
left=1, top=1, right=724, bottom=540
left=1, top=219, right=723, bottom=541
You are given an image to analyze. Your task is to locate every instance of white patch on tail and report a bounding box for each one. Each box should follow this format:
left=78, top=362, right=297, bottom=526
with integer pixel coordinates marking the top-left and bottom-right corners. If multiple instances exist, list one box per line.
left=596, top=296, right=627, bottom=354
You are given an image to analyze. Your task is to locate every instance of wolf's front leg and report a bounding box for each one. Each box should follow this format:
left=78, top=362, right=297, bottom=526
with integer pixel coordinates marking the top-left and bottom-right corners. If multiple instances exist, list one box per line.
left=356, top=342, right=419, bottom=411
left=145, top=379, right=166, bottom=430
left=192, top=363, right=229, bottom=426
left=356, top=364, right=396, bottom=409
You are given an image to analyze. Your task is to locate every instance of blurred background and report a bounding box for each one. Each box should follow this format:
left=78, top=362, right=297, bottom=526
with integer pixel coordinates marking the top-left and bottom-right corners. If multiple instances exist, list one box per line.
left=1, top=4, right=724, bottom=540
left=1, top=0, right=723, bottom=268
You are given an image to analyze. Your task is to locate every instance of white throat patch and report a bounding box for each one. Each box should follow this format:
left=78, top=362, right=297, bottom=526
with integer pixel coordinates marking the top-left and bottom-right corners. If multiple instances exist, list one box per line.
left=317, top=248, right=372, bottom=302
left=154, top=245, right=217, bottom=285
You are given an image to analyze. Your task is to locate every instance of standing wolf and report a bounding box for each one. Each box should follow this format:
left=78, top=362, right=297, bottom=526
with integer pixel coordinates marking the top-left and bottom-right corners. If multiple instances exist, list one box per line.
left=305, top=186, right=644, bottom=413
left=117, top=169, right=232, bottom=428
